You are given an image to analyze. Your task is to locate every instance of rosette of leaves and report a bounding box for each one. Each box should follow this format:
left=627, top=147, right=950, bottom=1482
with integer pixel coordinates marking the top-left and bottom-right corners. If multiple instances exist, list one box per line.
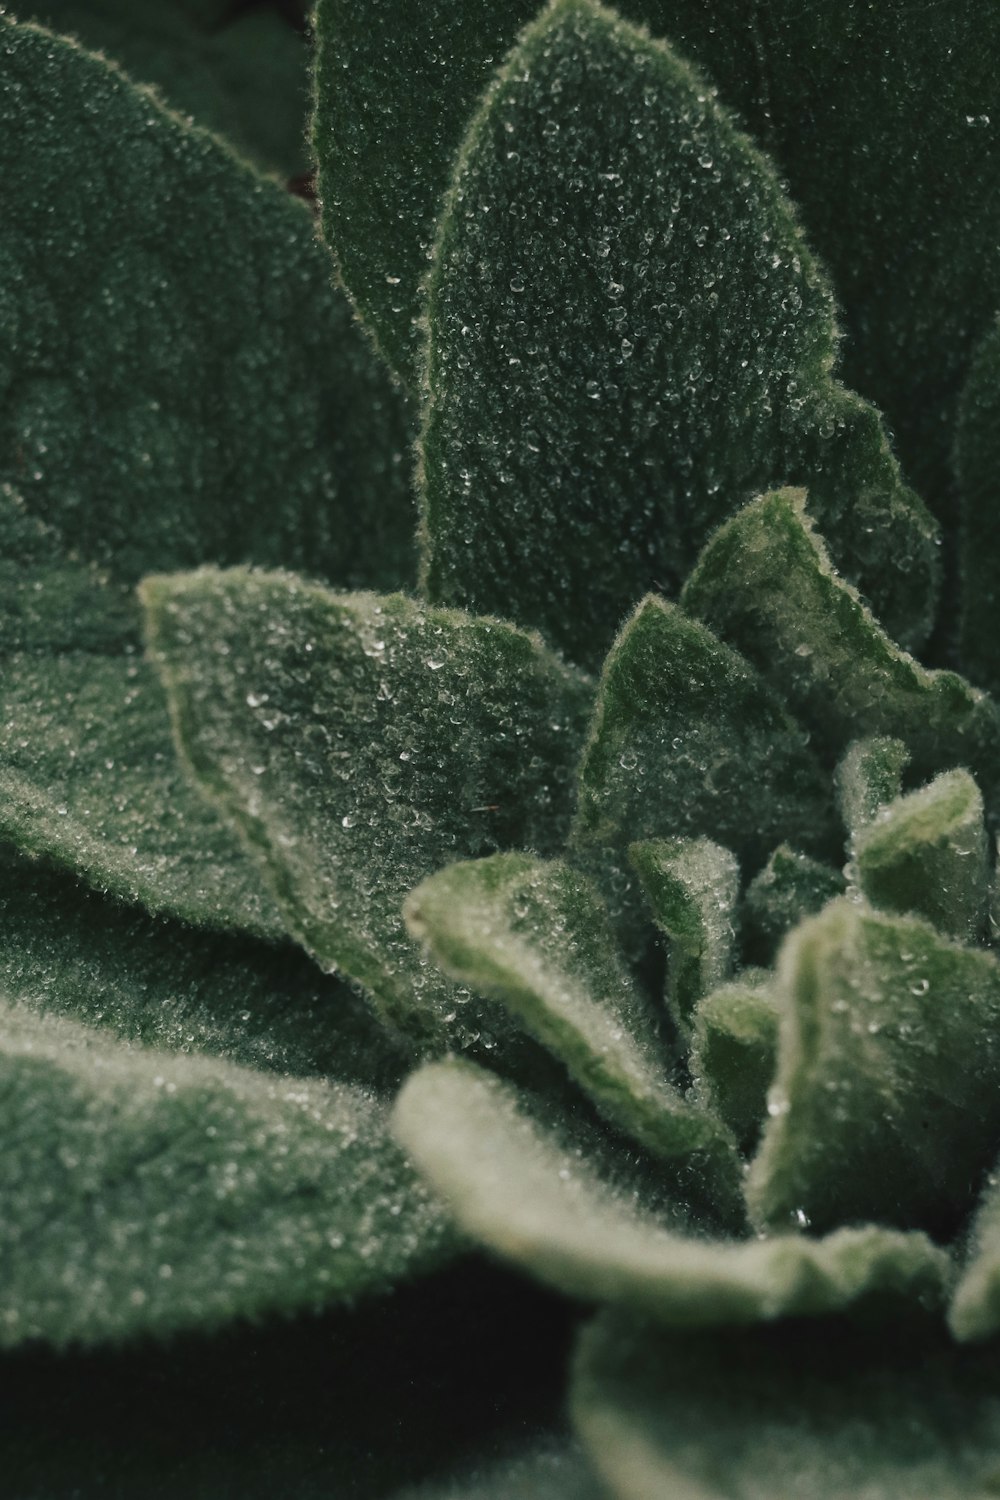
left=8, top=0, right=1000, bottom=1495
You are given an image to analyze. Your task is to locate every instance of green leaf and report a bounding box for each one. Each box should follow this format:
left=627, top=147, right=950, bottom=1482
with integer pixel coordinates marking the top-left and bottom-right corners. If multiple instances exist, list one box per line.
left=13, top=0, right=310, bottom=177
left=682, top=489, right=1000, bottom=791
left=395, top=1058, right=951, bottom=1325
left=573, top=1313, right=1000, bottom=1500
left=143, top=570, right=592, bottom=1054
left=957, top=317, right=1000, bottom=695
left=747, top=900, right=1000, bottom=1237
left=572, top=596, right=836, bottom=880
left=0, top=1001, right=456, bottom=1348
left=689, top=977, right=780, bottom=1152
left=391, top=1441, right=605, bottom=1500
left=419, top=0, right=937, bottom=666
left=628, top=838, right=739, bottom=1036
left=742, top=846, right=846, bottom=966
left=836, top=736, right=911, bottom=842
left=950, top=1169, right=1000, bottom=1342
left=0, top=16, right=414, bottom=599
left=404, top=853, right=739, bottom=1202
left=854, top=770, right=989, bottom=943
left=0, top=850, right=403, bottom=1088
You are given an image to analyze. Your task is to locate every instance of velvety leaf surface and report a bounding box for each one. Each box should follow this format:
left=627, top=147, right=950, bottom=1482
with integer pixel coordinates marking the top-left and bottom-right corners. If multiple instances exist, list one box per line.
left=747, top=900, right=1000, bottom=1237
left=404, top=853, right=739, bottom=1199
left=950, top=1170, right=1000, bottom=1342
left=0, top=850, right=403, bottom=1088
left=392, top=1440, right=605, bottom=1500
left=742, top=846, right=845, bottom=966
left=682, top=489, right=1000, bottom=792
left=855, top=771, right=988, bottom=943
left=629, top=837, right=738, bottom=1035
left=419, top=0, right=937, bottom=666
left=13, top=0, right=309, bottom=176
left=394, top=1059, right=950, bottom=1325
left=957, top=317, right=1000, bottom=694
left=689, top=977, right=779, bottom=1153
left=0, top=1002, right=456, bottom=1348
left=144, top=570, right=592, bottom=1054
left=573, top=1314, right=1000, bottom=1500
left=836, top=737, right=911, bottom=843
left=572, top=596, right=836, bottom=878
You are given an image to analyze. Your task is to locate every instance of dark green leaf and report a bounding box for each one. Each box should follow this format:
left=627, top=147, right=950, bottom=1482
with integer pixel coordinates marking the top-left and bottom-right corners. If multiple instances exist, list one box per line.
left=742, top=846, right=846, bottom=966
left=628, top=838, right=738, bottom=1036
left=854, top=770, right=988, bottom=943
left=419, top=0, right=937, bottom=665
left=572, top=596, right=836, bottom=882
left=143, top=570, right=592, bottom=1055
left=836, top=737, right=910, bottom=842
left=682, top=489, right=1000, bottom=793
left=395, top=1059, right=950, bottom=1325
left=747, top=900, right=1000, bottom=1237
left=573, top=1313, right=1000, bottom=1500
left=0, top=849, right=403, bottom=1088
left=13, top=0, right=309, bottom=176
left=405, top=853, right=740, bottom=1203
left=950, top=1169, right=1000, bottom=1342
left=391, top=1441, right=605, bottom=1500
left=957, top=316, right=1000, bottom=695
left=689, top=976, right=779, bottom=1152
left=0, top=1002, right=456, bottom=1348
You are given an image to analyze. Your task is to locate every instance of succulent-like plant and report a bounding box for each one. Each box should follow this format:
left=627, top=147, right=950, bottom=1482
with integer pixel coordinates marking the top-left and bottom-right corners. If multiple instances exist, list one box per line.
left=6, top=0, right=1000, bottom=1494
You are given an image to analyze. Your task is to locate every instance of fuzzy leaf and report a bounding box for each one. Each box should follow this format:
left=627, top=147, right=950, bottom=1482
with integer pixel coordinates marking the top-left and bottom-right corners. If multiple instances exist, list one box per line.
left=0, top=1002, right=456, bottom=1348
left=836, top=736, right=911, bottom=842
left=855, top=770, right=989, bottom=943
left=747, top=900, right=1000, bottom=1237
left=743, top=846, right=845, bottom=965
left=957, top=317, right=1000, bottom=695
left=14, top=0, right=309, bottom=176
left=419, top=0, right=937, bottom=665
left=404, top=853, right=739, bottom=1202
left=950, top=1170, right=1000, bottom=1342
left=0, top=851, right=403, bottom=1088
left=573, top=1314, right=1000, bottom=1500
left=689, top=977, right=780, bottom=1152
left=572, top=596, right=836, bottom=877
left=392, top=1441, right=604, bottom=1500
left=682, top=489, right=1000, bottom=792
left=395, top=1059, right=951, bottom=1327
left=143, top=570, right=592, bottom=1054
left=629, top=837, right=739, bottom=1035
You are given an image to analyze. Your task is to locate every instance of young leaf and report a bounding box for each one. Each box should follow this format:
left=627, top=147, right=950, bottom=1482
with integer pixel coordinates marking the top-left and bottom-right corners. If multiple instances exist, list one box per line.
left=950, top=1170, right=1000, bottom=1342
left=854, top=770, right=988, bottom=943
left=572, top=596, right=836, bottom=876
left=957, top=317, right=1000, bottom=695
left=14, top=0, right=310, bottom=176
left=392, top=1441, right=605, bottom=1500
left=747, top=900, right=1000, bottom=1237
left=395, top=1059, right=951, bottom=1325
left=682, top=489, right=1000, bottom=792
left=742, top=846, right=845, bottom=965
left=573, top=1313, right=1000, bottom=1500
left=836, top=736, right=911, bottom=841
left=0, top=15, right=415, bottom=597
left=143, top=571, right=592, bottom=1054
left=404, top=853, right=739, bottom=1196
left=0, top=1002, right=457, bottom=1348
left=629, top=837, right=739, bottom=1035
left=689, top=977, right=780, bottom=1152
left=419, top=0, right=937, bottom=665
left=0, top=851, right=403, bottom=1088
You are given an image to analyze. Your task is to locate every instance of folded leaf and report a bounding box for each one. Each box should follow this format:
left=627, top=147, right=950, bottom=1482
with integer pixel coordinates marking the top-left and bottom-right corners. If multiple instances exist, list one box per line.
left=689, top=977, right=780, bottom=1152
left=950, top=1169, right=1000, bottom=1342
left=683, top=489, right=999, bottom=789
left=573, top=1313, right=1000, bottom=1500
left=572, top=596, right=836, bottom=876
left=855, top=770, right=988, bottom=943
left=629, top=838, right=739, bottom=1035
left=14, top=0, right=309, bottom=176
left=419, top=0, right=937, bottom=665
left=0, top=852, right=403, bottom=1088
left=747, top=900, right=1000, bottom=1236
left=836, top=736, right=911, bottom=841
left=394, top=1059, right=950, bottom=1325
left=404, top=853, right=738, bottom=1199
left=743, top=845, right=845, bottom=965
left=143, top=571, right=592, bottom=1054
left=0, top=1002, right=456, bottom=1348
left=958, top=316, right=1000, bottom=694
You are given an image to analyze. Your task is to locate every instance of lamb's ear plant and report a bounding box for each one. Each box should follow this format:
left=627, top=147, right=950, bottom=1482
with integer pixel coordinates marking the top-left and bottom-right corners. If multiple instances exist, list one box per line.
left=7, top=0, right=1000, bottom=1494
